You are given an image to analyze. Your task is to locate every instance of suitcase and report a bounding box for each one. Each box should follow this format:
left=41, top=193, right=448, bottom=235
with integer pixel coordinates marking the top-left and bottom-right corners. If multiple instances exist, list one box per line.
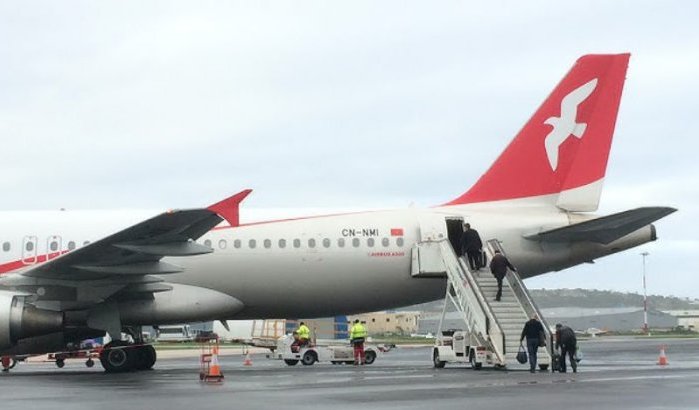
left=551, top=353, right=562, bottom=372
left=479, top=251, right=488, bottom=269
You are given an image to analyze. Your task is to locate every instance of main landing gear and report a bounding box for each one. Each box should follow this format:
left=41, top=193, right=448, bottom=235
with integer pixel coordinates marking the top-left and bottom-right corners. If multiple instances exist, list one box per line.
left=100, top=326, right=157, bottom=373
left=99, top=342, right=157, bottom=373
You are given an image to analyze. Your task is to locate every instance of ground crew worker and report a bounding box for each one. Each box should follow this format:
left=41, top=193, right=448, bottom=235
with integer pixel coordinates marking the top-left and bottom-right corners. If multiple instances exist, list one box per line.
left=555, top=323, right=578, bottom=373
left=489, top=250, right=516, bottom=301
left=297, top=321, right=311, bottom=347
left=461, top=223, right=483, bottom=270
left=350, top=319, right=367, bottom=365
left=520, top=315, right=545, bottom=373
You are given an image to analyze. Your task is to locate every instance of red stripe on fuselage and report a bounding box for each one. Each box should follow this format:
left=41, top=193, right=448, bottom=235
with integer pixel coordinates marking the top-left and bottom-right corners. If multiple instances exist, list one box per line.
left=0, top=251, right=67, bottom=275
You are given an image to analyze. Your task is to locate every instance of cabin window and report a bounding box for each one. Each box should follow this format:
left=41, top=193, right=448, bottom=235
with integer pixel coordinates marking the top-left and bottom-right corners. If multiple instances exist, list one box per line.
left=25, top=241, right=34, bottom=252
left=203, top=239, right=212, bottom=248
left=83, top=241, right=90, bottom=246
left=308, top=238, right=316, bottom=248
left=337, top=238, right=345, bottom=248
left=234, top=239, right=241, bottom=249
left=264, top=239, right=272, bottom=249
left=218, top=239, right=227, bottom=249
left=67, top=241, right=76, bottom=251
left=322, top=238, right=331, bottom=248
left=381, top=238, right=389, bottom=247
left=396, top=237, right=404, bottom=247
left=249, top=239, right=257, bottom=249
left=279, top=239, right=287, bottom=248
left=293, top=239, right=301, bottom=248
left=2, top=242, right=9, bottom=252
left=352, top=238, right=360, bottom=248
left=367, top=238, right=375, bottom=247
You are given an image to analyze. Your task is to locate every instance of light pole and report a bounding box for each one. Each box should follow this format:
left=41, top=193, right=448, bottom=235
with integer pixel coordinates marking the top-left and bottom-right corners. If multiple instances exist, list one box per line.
left=640, top=252, right=650, bottom=335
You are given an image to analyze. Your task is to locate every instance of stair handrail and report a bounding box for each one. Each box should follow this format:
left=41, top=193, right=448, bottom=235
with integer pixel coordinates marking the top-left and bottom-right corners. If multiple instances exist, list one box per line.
left=485, top=239, right=554, bottom=362
left=436, top=240, right=488, bottom=337
left=438, top=240, right=506, bottom=365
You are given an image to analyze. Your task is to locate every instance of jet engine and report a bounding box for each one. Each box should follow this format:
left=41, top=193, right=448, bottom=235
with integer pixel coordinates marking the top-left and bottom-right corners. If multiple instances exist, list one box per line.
left=0, top=291, right=64, bottom=350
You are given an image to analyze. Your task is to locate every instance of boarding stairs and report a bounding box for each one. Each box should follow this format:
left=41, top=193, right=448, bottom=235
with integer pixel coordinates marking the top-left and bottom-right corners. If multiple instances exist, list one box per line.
left=412, top=238, right=553, bottom=369
left=476, top=239, right=552, bottom=368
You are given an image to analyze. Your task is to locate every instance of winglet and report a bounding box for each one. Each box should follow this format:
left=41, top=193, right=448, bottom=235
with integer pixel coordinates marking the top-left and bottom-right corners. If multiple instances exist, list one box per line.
left=207, top=189, right=253, bottom=227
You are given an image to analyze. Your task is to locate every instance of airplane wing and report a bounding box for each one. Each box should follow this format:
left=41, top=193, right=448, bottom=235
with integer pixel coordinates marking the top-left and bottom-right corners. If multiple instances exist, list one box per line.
left=2, top=190, right=251, bottom=309
left=524, top=207, right=677, bottom=245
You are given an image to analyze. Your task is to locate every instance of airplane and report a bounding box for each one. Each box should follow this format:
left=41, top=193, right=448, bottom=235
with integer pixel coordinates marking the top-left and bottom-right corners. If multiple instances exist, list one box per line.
left=0, top=53, right=676, bottom=373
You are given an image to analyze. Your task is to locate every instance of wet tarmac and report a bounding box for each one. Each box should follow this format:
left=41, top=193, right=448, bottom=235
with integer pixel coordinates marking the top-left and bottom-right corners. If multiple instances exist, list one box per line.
left=1, top=337, right=698, bottom=410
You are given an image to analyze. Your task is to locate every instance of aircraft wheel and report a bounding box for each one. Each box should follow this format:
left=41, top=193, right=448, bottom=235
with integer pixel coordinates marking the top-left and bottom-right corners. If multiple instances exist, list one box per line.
left=539, top=364, right=549, bottom=371
left=344, top=361, right=355, bottom=365
left=433, top=350, right=446, bottom=369
left=1, top=356, right=17, bottom=372
left=301, top=351, right=317, bottom=366
left=56, top=359, right=65, bottom=368
left=284, top=359, right=299, bottom=366
left=364, top=351, right=376, bottom=365
left=100, top=342, right=134, bottom=373
left=86, top=359, right=95, bottom=368
left=134, top=345, right=157, bottom=371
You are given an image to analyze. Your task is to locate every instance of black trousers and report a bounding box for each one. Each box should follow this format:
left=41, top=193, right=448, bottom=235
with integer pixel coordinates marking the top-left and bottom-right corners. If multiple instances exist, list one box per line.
left=466, top=250, right=481, bottom=270
left=527, top=338, right=539, bottom=371
left=560, top=344, right=577, bottom=372
left=495, top=277, right=503, bottom=301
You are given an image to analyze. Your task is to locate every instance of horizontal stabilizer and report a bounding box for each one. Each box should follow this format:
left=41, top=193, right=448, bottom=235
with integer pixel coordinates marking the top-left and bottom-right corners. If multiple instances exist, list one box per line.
left=525, top=207, right=677, bottom=244
left=119, top=283, right=174, bottom=294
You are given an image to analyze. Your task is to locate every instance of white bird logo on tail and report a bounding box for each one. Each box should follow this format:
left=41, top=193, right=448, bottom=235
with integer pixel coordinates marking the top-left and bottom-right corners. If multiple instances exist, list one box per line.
left=544, top=78, right=598, bottom=171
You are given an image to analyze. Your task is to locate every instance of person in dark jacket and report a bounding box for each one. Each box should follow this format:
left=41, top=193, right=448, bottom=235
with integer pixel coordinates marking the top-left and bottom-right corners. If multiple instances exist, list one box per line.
left=555, top=323, right=578, bottom=373
left=461, top=223, right=483, bottom=270
left=520, top=315, right=545, bottom=373
left=489, top=250, right=516, bottom=301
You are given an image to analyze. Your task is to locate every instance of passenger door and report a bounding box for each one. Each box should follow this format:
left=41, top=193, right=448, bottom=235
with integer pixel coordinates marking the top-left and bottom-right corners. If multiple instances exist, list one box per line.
left=22, top=236, right=38, bottom=265
left=46, top=235, right=62, bottom=260
left=411, top=213, right=449, bottom=277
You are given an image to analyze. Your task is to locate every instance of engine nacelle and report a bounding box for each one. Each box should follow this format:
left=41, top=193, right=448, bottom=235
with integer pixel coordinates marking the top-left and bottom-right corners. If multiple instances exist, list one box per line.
left=0, top=291, right=64, bottom=350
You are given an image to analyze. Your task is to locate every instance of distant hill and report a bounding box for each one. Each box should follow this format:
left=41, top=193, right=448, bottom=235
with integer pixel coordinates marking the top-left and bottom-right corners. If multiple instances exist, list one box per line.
left=397, top=288, right=698, bottom=313
left=529, top=288, right=698, bottom=310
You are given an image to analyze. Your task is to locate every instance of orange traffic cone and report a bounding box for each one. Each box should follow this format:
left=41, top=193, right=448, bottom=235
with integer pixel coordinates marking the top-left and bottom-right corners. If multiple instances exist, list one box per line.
left=243, top=352, right=253, bottom=366
left=204, top=345, right=224, bottom=382
left=657, top=346, right=669, bottom=366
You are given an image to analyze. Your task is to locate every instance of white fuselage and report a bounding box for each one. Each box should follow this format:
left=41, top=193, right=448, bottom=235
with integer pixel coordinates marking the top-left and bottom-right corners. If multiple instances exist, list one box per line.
left=0, top=201, right=654, bottom=321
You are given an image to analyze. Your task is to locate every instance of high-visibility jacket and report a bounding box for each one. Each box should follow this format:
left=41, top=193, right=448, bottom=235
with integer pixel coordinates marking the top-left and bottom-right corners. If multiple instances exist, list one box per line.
left=297, top=324, right=311, bottom=340
left=350, top=323, right=368, bottom=340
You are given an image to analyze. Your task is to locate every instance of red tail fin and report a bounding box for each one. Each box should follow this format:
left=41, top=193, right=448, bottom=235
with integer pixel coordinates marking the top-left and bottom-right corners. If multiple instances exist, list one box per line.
left=447, top=53, right=630, bottom=211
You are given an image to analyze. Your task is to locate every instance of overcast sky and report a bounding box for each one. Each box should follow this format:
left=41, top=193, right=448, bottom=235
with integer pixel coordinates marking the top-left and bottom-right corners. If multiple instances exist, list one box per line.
left=1, top=1, right=697, bottom=297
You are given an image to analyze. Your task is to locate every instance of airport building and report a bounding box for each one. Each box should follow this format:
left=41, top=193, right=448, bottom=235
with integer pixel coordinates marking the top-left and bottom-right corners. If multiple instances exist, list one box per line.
left=348, top=311, right=421, bottom=336
left=662, top=310, right=699, bottom=331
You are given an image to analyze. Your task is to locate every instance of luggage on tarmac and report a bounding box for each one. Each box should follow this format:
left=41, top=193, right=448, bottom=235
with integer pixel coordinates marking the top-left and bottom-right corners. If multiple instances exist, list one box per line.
left=574, top=346, right=583, bottom=363
left=551, top=353, right=561, bottom=372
